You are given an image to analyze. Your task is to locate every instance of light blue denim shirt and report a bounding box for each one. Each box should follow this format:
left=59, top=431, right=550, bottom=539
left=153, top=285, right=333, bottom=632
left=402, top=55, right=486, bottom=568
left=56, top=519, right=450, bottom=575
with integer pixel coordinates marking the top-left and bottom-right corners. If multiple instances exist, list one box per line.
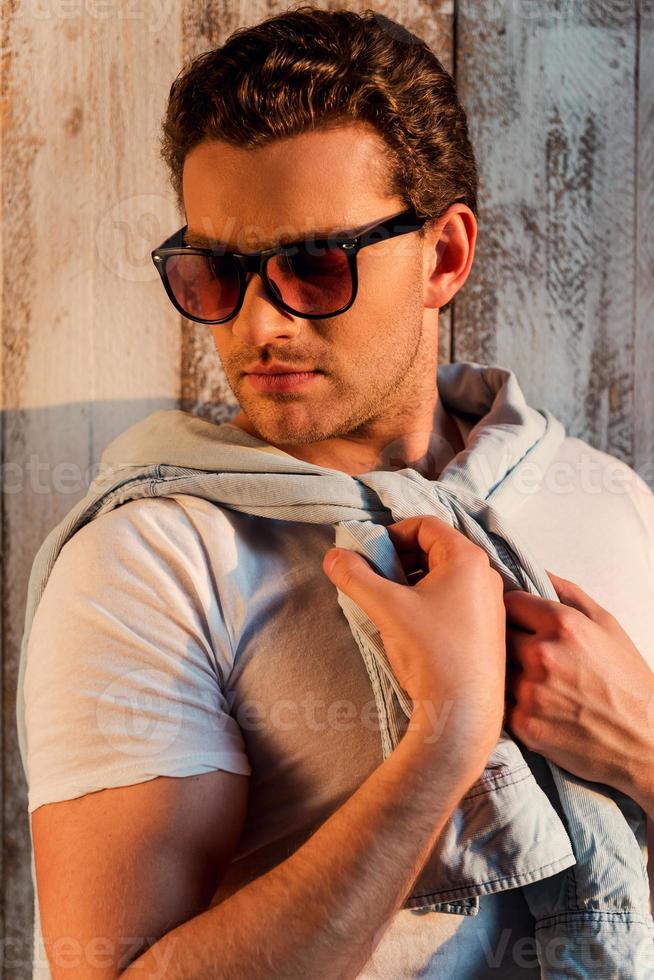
left=17, top=361, right=654, bottom=977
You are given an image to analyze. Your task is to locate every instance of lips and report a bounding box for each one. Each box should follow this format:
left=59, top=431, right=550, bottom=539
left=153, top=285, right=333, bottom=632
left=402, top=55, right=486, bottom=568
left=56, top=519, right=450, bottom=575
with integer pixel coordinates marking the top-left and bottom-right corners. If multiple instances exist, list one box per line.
left=244, top=370, right=323, bottom=392
left=245, top=364, right=320, bottom=375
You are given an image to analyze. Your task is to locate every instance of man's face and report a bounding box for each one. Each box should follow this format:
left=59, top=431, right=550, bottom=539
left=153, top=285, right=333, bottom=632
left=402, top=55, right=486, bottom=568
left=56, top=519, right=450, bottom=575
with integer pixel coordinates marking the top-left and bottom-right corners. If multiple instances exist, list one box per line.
left=182, top=122, right=439, bottom=447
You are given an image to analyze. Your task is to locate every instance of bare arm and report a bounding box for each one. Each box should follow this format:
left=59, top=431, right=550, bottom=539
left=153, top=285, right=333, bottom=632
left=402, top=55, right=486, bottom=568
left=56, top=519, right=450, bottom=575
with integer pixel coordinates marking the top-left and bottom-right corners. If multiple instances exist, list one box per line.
left=124, top=708, right=486, bottom=980
left=32, top=769, right=249, bottom=979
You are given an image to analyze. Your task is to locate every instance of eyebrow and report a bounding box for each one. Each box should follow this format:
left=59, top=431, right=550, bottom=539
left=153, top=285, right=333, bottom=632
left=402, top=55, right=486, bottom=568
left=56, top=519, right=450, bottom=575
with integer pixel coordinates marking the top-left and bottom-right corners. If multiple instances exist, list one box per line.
left=183, top=218, right=371, bottom=251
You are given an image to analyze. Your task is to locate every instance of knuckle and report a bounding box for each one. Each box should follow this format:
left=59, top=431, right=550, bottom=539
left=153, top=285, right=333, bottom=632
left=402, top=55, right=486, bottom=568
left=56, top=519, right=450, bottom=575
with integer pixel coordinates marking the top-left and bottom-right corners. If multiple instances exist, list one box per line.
left=522, top=713, right=544, bottom=748
left=513, top=708, right=544, bottom=749
left=595, top=606, right=617, bottom=631
left=553, top=607, right=579, bottom=642
left=517, top=677, right=539, bottom=712
left=531, top=641, right=557, bottom=677
left=337, top=563, right=357, bottom=592
left=515, top=635, right=536, bottom=666
left=527, top=681, right=546, bottom=715
left=471, top=541, right=491, bottom=562
left=460, top=542, right=492, bottom=569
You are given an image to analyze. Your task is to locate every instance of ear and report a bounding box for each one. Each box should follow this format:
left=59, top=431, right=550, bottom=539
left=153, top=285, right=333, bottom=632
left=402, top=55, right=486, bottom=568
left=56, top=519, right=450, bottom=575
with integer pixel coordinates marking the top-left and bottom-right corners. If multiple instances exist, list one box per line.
left=422, top=204, right=477, bottom=310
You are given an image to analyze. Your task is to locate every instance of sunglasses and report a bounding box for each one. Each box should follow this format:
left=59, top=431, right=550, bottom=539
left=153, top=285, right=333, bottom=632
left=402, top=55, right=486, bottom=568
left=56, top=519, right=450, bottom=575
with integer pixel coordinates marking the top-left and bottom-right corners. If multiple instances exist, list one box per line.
left=151, top=206, right=430, bottom=325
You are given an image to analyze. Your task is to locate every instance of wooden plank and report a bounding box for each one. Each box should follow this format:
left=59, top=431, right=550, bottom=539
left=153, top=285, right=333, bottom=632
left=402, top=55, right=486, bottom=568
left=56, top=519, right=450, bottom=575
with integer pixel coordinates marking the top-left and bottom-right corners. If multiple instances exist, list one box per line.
left=635, top=0, right=654, bottom=489
left=179, top=0, right=455, bottom=417
left=455, top=2, right=640, bottom=475
left=1, top=4, right=182, bottom=974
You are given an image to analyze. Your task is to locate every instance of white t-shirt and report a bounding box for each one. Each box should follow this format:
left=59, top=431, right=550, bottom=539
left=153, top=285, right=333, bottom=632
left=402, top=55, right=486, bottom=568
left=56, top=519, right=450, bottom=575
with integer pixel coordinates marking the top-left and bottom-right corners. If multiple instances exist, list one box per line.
left=24, top=429, right=654, bottom=978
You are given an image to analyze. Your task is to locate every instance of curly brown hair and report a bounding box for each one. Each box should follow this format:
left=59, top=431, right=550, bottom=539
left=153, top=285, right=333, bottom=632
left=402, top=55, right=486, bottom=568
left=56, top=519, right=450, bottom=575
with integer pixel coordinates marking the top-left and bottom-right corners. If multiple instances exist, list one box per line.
left=159, top=5, right=477, bottom=310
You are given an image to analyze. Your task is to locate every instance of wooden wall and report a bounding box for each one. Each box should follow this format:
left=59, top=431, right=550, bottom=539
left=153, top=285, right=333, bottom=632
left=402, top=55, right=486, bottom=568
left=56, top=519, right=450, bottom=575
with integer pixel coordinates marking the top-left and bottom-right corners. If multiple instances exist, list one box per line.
left=1, top=1, right=651, bottom=974
left=456, top=0, right=653, bottom=481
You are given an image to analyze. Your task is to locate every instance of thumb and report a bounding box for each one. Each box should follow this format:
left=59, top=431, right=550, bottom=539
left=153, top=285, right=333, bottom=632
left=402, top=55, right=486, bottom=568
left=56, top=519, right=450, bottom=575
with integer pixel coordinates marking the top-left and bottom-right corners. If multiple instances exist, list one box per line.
left=323, top=548, right=398, bottom=627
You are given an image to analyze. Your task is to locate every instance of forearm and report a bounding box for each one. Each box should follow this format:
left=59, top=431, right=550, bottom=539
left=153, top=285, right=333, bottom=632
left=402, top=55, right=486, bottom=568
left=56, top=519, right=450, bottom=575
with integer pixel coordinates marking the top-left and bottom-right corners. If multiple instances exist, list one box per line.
left=122, top=711, right=483, bottom=980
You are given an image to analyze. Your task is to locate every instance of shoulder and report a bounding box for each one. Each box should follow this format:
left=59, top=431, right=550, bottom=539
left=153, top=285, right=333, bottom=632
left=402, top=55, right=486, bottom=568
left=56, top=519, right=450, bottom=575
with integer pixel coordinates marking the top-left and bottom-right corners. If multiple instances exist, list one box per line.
left=513, top=434, right=654, bottom=542
left=63, top=491, right=234, bottom=551
left=543, top=436, right=654, bottom=550
left=509, top=436, right=654, bottom=667
left=32, top=491, right=247, bottom=670
left=51, top=492, right=245, bottom=586
left=553, top=436, right=652, bottom=495
left=27, top=493, right=245, bottom=696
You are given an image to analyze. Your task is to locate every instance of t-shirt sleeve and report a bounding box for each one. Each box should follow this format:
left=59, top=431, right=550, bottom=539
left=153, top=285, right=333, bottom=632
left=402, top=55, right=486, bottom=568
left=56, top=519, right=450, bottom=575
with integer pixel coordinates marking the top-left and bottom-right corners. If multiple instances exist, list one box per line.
left=24, top=495, right=251, bottom=814
left=624, top=464, right=654, bottom=588
left=594, top=449, right=654, bottom=670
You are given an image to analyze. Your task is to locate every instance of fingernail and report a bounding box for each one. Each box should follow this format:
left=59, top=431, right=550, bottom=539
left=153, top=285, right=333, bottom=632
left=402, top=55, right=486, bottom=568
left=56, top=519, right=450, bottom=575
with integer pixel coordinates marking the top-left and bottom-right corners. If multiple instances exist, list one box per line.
left=324, top=550, right=340, bottom=574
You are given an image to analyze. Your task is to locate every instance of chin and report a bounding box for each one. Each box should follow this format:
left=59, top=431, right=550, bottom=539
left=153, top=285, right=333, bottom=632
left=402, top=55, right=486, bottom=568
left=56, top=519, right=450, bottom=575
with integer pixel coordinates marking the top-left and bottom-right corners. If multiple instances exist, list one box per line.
left=251, top=413, right=337, bottom=447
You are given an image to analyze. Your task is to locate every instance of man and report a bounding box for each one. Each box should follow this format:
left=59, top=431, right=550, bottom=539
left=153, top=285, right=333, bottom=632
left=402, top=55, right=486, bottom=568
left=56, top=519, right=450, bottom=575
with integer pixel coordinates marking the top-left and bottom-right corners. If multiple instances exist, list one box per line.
left=23, top=7, right=654, bottom=978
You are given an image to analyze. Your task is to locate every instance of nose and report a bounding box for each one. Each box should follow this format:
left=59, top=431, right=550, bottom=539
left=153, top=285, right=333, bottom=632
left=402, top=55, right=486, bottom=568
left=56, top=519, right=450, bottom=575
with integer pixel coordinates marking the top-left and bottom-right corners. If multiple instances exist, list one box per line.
left=230, top=271, right=302, bottom=347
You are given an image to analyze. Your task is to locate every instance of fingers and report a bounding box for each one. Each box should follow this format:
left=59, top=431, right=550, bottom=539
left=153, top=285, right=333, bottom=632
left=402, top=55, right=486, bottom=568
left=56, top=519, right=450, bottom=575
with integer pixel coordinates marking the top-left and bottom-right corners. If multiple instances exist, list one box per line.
left=387, top=515, right=486, bottom=573
left=545, top=568, right=609, bottom=624
left=322, top=548, right=400, bottom=628
left=503, top=588, right=550, bottom=632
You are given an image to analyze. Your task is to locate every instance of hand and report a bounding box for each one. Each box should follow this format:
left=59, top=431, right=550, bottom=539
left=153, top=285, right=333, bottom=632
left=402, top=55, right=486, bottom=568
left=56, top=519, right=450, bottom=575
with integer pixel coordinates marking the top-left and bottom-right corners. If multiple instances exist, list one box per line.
left=504, top=570, right=654, bottom=814
left=323, top=516, right=507, bottom=772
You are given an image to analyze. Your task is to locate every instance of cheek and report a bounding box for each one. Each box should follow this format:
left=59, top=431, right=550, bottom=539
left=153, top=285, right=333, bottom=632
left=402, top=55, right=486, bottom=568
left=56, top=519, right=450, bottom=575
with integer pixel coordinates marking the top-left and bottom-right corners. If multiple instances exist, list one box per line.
left=358, top=249, right=424, bottom=317
left=358, top=249, right=398, bottom=298
left=210, top=327, right=234, bottom=361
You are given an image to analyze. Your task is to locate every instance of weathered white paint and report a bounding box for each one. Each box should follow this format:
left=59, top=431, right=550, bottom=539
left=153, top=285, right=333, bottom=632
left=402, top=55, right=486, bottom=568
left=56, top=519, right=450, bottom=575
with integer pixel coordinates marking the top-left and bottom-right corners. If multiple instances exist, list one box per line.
left=456, top=2, right=647, bottom=485
left=2, top=3, right=182, bottom=970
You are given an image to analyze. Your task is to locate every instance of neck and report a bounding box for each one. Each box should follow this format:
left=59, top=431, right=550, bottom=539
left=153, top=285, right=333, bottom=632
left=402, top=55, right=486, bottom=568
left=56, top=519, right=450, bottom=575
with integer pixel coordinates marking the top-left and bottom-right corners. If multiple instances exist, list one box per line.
left=230, top=391, right=466, bottom=481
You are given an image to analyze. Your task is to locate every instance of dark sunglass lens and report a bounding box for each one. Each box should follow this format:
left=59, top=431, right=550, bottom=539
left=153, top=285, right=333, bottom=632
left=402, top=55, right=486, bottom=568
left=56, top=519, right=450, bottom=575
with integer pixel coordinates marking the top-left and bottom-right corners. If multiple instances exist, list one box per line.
left=164, top=254, right=240, bottom=321
left=267, top=244, right=352, bottom=315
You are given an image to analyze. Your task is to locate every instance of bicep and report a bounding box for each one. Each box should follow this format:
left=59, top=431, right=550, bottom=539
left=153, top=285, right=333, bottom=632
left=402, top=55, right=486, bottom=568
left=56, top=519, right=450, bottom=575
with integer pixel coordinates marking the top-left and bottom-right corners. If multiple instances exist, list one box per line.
left=32, top=768, right=249, bottom=978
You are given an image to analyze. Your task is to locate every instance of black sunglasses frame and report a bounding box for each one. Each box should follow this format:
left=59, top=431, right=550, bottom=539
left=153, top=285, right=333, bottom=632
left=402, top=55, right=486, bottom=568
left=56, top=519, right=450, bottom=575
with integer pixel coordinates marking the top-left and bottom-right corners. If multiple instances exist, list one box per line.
left=151, top=206, right=431, bottom=325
